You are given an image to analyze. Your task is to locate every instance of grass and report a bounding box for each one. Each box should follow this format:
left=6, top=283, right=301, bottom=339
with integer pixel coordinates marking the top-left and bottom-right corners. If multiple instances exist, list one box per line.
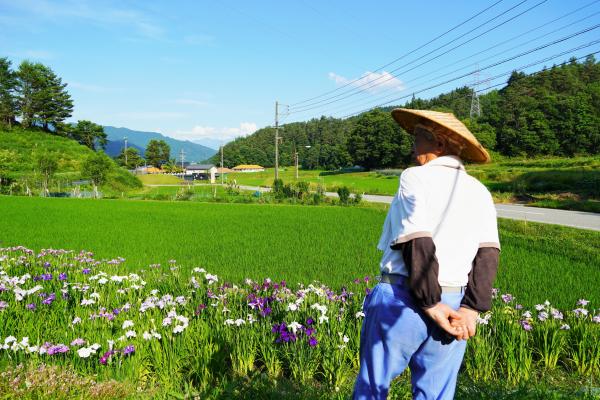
left=0, top=128, right=142, bottom=195
left=0, top=128, right=94, bottom=174
left=0, top=195, right=598, bottom=308
left=226, top=167, right=400, bottom=195
left=137, top=174, right=183, bottom=185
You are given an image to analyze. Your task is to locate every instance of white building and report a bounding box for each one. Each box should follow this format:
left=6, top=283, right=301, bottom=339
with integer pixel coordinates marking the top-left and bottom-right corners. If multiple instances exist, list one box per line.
left=185, top=164, right=217, bottom=183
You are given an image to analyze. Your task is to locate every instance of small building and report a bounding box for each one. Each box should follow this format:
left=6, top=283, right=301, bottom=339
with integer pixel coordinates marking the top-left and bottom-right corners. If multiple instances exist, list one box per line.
left=146, top=166, right=162, bottom=174
left=185, top=163, right=217, bottom=183
left=232, top=164, right=265, bottom=173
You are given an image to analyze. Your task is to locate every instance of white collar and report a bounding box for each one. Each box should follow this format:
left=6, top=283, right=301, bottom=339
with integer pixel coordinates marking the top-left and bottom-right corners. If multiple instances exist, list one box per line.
left=423, top=155, right=465, bottom=171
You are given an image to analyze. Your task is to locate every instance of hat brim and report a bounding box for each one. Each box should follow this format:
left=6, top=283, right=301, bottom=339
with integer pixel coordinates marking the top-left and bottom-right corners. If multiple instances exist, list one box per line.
left=391, top=108, right=490, bottom=163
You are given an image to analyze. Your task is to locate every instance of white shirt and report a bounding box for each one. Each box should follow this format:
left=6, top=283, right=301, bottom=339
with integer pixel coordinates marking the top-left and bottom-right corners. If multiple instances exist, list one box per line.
left=378, top=155, right=500, bottom=287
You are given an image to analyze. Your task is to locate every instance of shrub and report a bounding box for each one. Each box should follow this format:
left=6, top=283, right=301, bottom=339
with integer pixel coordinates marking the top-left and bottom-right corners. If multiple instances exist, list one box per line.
left=337, top=186, right=351, bottom=205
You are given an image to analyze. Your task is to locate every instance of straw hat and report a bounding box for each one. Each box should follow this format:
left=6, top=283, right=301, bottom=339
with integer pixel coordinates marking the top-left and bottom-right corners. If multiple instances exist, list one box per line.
left=391, top=108, right=490, bottom=163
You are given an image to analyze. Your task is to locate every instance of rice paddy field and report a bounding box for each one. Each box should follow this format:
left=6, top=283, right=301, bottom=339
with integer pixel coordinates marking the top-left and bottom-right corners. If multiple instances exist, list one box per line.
left=0, top=196, right=597, bottom=308
left=0, top=196, right=599, bottom=399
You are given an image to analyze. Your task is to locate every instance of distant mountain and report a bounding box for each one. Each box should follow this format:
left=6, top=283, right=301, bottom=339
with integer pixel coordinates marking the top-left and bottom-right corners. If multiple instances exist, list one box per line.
left=104, top=139, right=145, bottom=158
left=192, top=138, right=224, bottom=151
left=104, top=126, right=217, bottom=163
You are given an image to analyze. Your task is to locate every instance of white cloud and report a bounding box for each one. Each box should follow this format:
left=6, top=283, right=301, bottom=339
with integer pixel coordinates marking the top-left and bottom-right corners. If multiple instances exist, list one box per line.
left=172, top=122, right=257, bottom=141
left=328, top=70, right=405, bottom=93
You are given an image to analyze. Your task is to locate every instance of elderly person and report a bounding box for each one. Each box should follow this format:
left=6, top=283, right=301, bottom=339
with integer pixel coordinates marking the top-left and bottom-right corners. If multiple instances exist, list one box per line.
left=353, top=109, right=500, bottom=400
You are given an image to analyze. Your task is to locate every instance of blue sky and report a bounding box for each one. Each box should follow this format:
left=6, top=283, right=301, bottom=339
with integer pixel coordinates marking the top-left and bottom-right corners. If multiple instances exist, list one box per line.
left=1, top=0, right=598, bottom=148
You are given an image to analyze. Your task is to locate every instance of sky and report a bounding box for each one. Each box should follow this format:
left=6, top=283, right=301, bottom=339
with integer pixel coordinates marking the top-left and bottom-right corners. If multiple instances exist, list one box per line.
left=1, top=0, right=599, bottom=149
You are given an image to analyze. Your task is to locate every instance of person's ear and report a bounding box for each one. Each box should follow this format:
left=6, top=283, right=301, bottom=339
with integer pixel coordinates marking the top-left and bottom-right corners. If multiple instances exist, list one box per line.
left=436, top=139, right=445, bottom=152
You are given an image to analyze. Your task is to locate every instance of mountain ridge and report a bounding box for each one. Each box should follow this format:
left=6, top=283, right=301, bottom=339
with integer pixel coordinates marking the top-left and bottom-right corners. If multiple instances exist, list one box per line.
left=104, top=126, right=217, bottom=163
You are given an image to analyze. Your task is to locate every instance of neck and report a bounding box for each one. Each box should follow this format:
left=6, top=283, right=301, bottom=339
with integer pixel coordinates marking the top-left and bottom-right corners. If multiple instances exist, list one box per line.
left=416, top=152, right=440, bottom=166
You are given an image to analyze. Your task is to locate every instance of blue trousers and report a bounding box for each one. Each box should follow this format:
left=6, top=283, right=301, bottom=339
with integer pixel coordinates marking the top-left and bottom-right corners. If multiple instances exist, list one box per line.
left=352, top=282, right=467, bottom=400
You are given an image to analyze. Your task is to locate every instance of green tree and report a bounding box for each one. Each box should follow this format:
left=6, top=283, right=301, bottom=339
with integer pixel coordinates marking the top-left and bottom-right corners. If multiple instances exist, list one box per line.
left=116, top=147, right=144, bottom=169
left=81, top=152, right=114, bottom=198
left=70, top=120, right=107, bottom=150
left=145, top=139, right=170, bottom=167
left=0, top=58, right=18, bottom=127
left=34, top=151, right=58, bottom=196
left=463, top=118, right=497, bottom=150
left=0, top=149, right=16, bottom=187
left=15, top=61, right=73, bottom=132
left=347, top=109, right=412, bottom=169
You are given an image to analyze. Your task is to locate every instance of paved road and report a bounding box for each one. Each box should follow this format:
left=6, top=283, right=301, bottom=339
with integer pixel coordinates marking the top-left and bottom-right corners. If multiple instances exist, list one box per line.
left=236, top=185, right=600, bottom=232
left=146, top=183, right=600, bottom=232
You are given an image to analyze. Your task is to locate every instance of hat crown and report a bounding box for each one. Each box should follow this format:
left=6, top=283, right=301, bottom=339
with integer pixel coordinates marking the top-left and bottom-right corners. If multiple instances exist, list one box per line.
left=391, top=108, right=490, bottom=163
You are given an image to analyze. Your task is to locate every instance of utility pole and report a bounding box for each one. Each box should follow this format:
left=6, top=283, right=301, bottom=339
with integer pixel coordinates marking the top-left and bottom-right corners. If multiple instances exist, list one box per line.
left=124, top=136, right=128, bottom=167
left=294, top=148, right=299, bottom=180
left=274, top=100, right=280, bottom=180
left=220, top=143, right=224, bottom=185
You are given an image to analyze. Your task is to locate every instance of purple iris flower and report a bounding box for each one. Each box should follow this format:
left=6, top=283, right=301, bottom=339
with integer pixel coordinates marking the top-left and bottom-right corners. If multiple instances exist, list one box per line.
left=82, top=268, right=91, bottom=274
left=123, top=345, right=135, bottom=356
left=501, top=294, right=514, bottom=303
left=58, top=273, right=68, bottom=281
left=308, top=337, right=318, bottom=347
left=42, top=293, right=56, bottom=305
left=260, top=306, right=272, bottom=317
left=26, top=303, right=36, bottom=311
left=520, top=320, right=533, bottom=331
left=47, top=344, right=69, bottom=355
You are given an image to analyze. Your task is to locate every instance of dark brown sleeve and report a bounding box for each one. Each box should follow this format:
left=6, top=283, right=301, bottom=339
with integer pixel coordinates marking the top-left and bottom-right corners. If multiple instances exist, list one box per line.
left=396, top=237, right=441, bottom=309
left=460, top=247, right=500, bottom=312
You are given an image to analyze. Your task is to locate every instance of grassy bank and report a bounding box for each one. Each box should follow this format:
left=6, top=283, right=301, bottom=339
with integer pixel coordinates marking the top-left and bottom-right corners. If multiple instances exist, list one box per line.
left=0, top=128, right=142, bottom=195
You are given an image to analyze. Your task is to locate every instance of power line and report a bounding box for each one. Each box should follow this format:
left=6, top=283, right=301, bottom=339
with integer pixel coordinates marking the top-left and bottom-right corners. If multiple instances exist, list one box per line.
left=289, top=0, right=507, bottom=107
left=289, top=0, right=546, bottom=113
left=295, top=23, right=600, bottom=119
left=404, top=51, right=600, bottom=112
left=338, top=45, right=600, bottom=119
left=304, top=11, right=600, bottom=119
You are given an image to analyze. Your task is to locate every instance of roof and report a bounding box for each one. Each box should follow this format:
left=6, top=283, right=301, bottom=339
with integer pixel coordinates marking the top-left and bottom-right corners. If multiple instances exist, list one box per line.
left=186, top=164, right=215, bottom=170
left=216, top=167, right=234, bottom=173
left=232, top=164, right=264, bottom=169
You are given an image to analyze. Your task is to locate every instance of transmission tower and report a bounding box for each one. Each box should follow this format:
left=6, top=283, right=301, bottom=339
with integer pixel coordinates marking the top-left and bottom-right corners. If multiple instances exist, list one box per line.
left=470, top=68, right=481, bottom=118
left=179, top=149, right=185, bottom=170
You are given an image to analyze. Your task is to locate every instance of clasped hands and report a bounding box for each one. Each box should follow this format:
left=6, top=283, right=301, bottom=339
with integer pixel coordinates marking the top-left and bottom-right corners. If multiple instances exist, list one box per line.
left=423, top=303, right=479, bottom=340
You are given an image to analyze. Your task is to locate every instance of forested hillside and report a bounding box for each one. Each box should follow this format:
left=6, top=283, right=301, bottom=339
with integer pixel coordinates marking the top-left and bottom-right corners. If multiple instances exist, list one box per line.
left=211, top=56, right=599, bottom=169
